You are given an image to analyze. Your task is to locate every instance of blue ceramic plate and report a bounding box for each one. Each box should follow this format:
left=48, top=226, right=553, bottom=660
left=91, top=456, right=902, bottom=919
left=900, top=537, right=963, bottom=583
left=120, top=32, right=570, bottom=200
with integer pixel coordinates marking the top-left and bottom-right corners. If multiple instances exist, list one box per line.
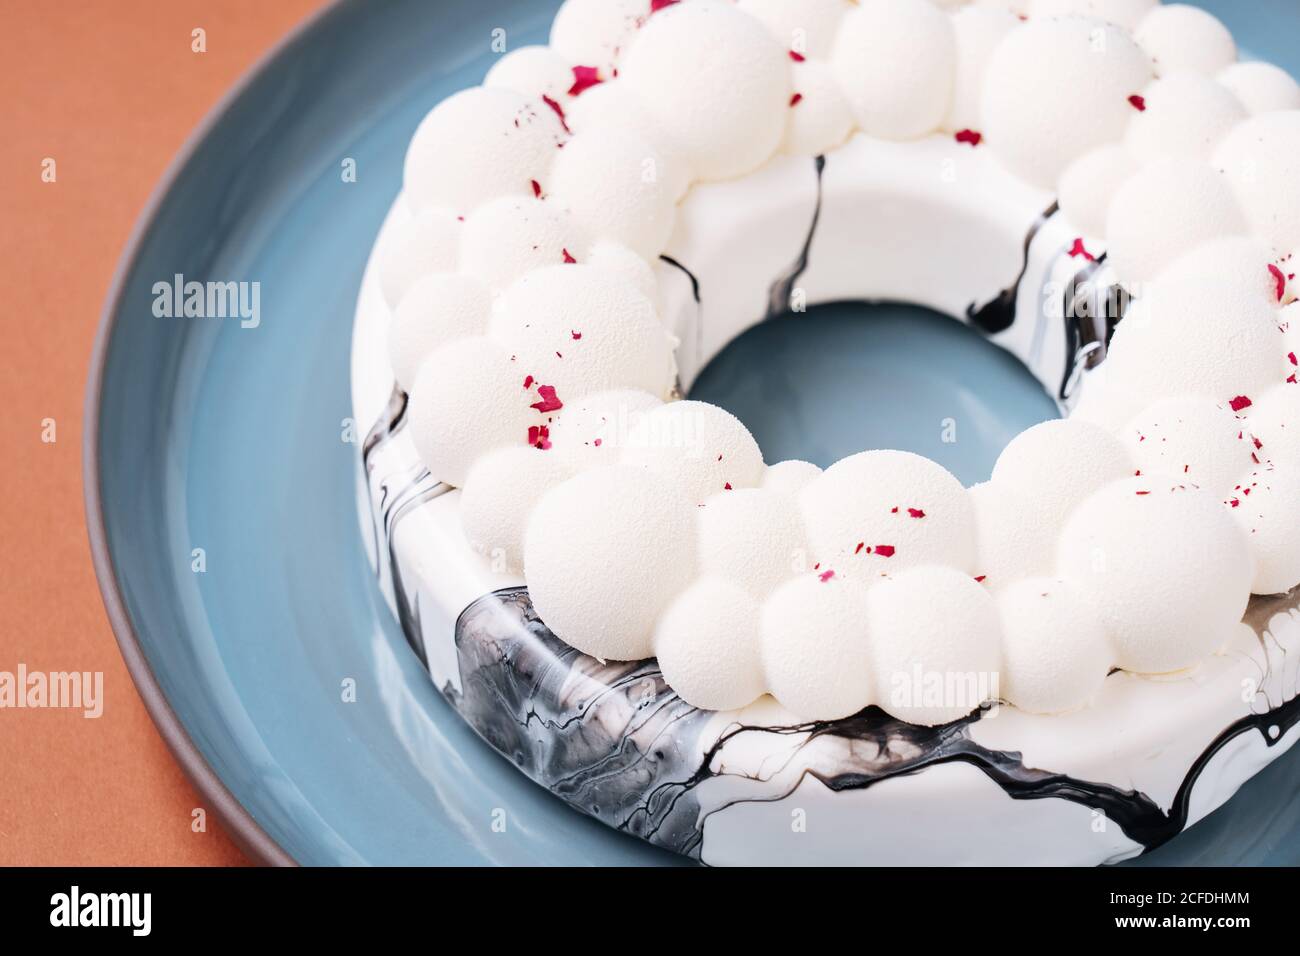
left=87, top=0, right=1300, bottom=865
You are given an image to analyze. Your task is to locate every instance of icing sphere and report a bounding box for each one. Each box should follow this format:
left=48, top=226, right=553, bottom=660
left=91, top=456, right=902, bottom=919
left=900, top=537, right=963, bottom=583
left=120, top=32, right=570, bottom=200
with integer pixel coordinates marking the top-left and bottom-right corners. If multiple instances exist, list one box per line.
left=868, top=566, right=1002, bottom=726
left=403, top=87, right=565, bottom=215
left=525, top=465, right=698, bottom=661
left=1134, top=4, right=1236, bottom=76
left=484, top=45, right=574, bottom=103
left=982, top=17, right=1153, bottom=188
left=388, top=272, right=491, bottom=392
left=459, top=195, right=590, bottom=292
left=491, top=265, right=675, bottom=400
left=623, top=401, right=766, bottom=503
left=968, top=481, right=1056, bottom=590
left=1057, top=478, right=1254, bottom=673
left=1106, top=157, right=1247, bottom=288
left=655, top=579, right=767, bottom=712
left=760, top=572, right=874, bottom=721
left=801, top=450, right=977, bottom=581
left=565, top=81, right=693, bottom=200
left=1103, top=245, right=1286, bottom=415
left=698, top=488, right=809, bottom=598
left=1214, top=111, right=1300, bottom=254
left=460, top=445, right=575, bottom=573
left=997, top=578, right=1112, bottom=715
left=1230, top=466, right=1300, bottom=594
left=621, top=1, right=789, bottom=182
left=548, top=129, right=678, bottom=258
left=783, top=59, right=855, bottom=157
left=1249, top=384, right=1300, bottom=469
left=549, top=0, right=644, bottom=79
left=407, top=336, right=538, bottom=487
left=1058, top=145, right=1137, bottom=238
left=737, top=0, right=847, bottom=60
left=761, top=459, right=823, bottom=497
left=379, top=207, right=461, bottom=308
left=1122, top=396, right=1259, bottom=498
left=945, top=5, right=1018, bottom=134
left=832, top=0, right=956, bottom=141
left=1217, top=61, right=1300, bottom=115
left=1025, top=0, right=1156, bottom=30
left=586, top=241, right=662, bottom=311
left=1124, top=71, right=1247, bottom=162
left=547, top=388, right=662, bottom=470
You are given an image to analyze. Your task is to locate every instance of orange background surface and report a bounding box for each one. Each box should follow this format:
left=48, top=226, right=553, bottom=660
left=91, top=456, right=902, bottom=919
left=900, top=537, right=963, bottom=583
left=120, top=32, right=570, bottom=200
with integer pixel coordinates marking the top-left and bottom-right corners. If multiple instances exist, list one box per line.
left=0, top=0, right=329, bottom=866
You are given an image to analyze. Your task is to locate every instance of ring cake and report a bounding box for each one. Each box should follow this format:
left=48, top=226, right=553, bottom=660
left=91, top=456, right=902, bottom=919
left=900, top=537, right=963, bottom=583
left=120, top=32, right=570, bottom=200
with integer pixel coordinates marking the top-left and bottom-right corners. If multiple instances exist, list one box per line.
left=352, top=0, right=1300, bottom=865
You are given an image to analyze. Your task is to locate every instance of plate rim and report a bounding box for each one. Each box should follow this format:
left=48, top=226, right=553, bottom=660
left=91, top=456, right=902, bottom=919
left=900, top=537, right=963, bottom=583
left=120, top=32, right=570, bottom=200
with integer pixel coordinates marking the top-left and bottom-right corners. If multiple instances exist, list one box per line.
left=80, top=0, right=356, bottom=869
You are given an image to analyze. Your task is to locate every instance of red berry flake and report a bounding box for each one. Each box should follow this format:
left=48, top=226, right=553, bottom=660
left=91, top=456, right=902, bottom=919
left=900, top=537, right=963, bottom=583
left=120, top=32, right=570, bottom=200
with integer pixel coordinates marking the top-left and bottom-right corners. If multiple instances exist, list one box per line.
left=907, top=508, right=926, bottom=519
left=531, top=179, right=543, bottom=198
left=593, top=438, right=602, bottom=447
left=724, top=482, right=733, bottom=490
left=650, top=0, right=678, bottom=13
left=874, top=545, right=896, bottom=558
left=1269, top=263, right=1287, bottom=302
left=529, top=384, right=563, bottom=413
left=974, top=575, right=987, bottom=583
left=854, top=542, right=865, bottom=555
left=819, top=569, right=835, bottom=583
left=890, top=506, right=899, bottom=514
left=1289, top=352, right=1297, bottom=367
left=571, top=330, right=583, bottom=340
left=1068, top=237, right=1095, bottom=261
left=1229, top=395, right=1253, bottom=412
left=1289, top=374, right=1298, bottom=384
left=527, top=425, right=552, bottom=450
left=954, top=129, right=983, bottom=147
left=540, top=94, right=571, bottom=133
left=789, top=93, right=803, bottom=107
left=568, top=65, right=603, bottom=97
left=1229, top=498, right=1240, bottom=508
left=522, top=374, right=534, bottom=389
left=1135, top=490, right=1151, bottom=496
left=789, top=50, right=806, bottom=63
left=562, top=248, right=577, bottom=264
left=1128, top=94, right=1146, bottom=111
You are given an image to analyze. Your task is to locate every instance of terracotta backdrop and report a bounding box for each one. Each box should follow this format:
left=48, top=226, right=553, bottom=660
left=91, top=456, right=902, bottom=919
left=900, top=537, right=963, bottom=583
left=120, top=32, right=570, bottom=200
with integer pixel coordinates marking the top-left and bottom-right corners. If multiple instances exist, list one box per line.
left=0, top=0, right=329, bottom=866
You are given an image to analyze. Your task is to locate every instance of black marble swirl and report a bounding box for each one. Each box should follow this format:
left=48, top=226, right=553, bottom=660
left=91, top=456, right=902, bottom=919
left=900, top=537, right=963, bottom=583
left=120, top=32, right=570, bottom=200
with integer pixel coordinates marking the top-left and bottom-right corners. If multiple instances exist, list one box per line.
left=966, top=200, right=1059, bottom=336
left=765, top=154, right=827, bottom=319
left=445, top=586, right=1299, bottom=863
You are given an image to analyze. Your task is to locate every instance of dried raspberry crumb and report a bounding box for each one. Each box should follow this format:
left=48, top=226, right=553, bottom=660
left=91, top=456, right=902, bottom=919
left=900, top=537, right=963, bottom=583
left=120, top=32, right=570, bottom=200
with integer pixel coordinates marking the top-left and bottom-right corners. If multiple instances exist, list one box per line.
left=1068, top=237, right=1095, bottom=261
left=650, top=0, right=678, bottom=13
left=529, top=384, right=563, bottom=413
left=890, top=506, right=899, bottom=514
left=568, top=65, right=603, bottom=97
left=531, top=179, right=542, bottom=198
left=1229, top=395, right=1253, bottom=412
left=1289, top=352, right=1298, bottom=367
left=1269, top=263, right=1287, bottom=302
left=527, top=425, right=552, bottom=450
left=789, top=50, right=806, bottom=63
left=1135, top=490, right=1151, bottom=496
left=593, top=438, right=602, bottom=447
left=1128, top=94, right=1146, bottom=111
left=540, top=94, right=570, bottom=133
left=1289, top=374, right=1298, bottom=384
left=562, top=248, right=577, bottom=264
left=1229, top=498, right=1240, bottom=508
left=522, top=374, right=534, bottom=389
left=874, top=545, right=896, bottom=558
left=819, top=569, right=835, bottom=583
left=789, top=93, right=803, bottom=107
left=954, top=129, right=983, bottom=147
left=724, top=482, right=733, bottom=490
left=571, top=330, right=582, bottom=340
left=974, top=575, right=987, bottom=583
left=854, top=542, right=865, bottom=554
left=907, top=508, right=926, bottom=519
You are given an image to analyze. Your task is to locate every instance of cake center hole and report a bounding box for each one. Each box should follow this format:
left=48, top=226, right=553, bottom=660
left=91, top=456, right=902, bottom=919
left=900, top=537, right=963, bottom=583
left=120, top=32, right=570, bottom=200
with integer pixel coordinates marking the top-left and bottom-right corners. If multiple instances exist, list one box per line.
left=687, top=301, right=1061, bottom=487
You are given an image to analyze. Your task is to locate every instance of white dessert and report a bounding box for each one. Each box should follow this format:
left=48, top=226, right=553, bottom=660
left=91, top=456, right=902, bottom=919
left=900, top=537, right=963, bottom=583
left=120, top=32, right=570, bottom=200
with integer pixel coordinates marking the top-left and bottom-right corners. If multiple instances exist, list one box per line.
left=353, top=0, right=1300, bottom=864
